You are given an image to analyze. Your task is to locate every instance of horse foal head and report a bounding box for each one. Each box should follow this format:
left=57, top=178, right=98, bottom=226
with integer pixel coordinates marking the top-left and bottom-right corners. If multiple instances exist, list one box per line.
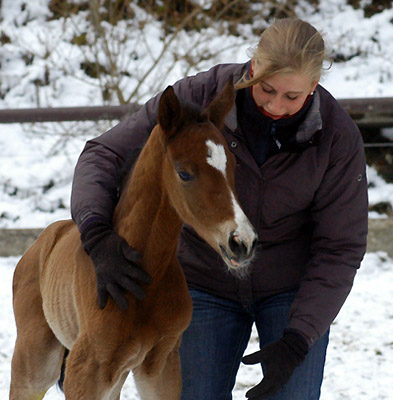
left=158, top=79, right=257, bottom=276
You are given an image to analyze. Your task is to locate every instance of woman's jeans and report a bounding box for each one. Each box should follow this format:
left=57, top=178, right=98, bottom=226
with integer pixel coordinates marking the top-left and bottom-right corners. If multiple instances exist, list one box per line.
left=180, top=288, right=329, bottom=400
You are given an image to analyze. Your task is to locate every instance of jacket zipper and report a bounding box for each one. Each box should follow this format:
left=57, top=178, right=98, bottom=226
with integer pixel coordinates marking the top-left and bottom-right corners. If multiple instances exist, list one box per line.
left=271, top=122, right=282, bottom=150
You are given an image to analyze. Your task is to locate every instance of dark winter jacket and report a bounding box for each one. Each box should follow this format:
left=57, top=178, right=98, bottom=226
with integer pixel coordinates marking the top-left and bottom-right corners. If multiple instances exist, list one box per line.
left=71, top=62, right=368, bottom=346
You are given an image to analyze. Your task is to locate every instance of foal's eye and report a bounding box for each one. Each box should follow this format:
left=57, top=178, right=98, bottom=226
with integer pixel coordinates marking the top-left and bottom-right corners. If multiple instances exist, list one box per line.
left=178, top=171, right=194, bottom=182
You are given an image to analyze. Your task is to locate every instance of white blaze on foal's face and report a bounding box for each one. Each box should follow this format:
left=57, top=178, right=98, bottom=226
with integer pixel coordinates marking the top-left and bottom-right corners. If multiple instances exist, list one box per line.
left=206, top=140, right=227, bottom=176
left=205, top=139, right=245, bottom=226
left=205, top=139, right=256, bottom=272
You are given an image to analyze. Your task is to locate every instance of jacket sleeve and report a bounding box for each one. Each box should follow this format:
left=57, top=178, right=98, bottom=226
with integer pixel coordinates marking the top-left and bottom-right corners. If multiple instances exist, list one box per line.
left=71, top=94, right=161, bottom=230
left=288, top=115, right=368, bottom=346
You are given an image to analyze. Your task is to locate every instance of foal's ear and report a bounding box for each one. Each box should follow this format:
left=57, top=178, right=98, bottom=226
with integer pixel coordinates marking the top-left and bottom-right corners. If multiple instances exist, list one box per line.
left=158, top=86, right=181, bottom=137
left=203, top=77, right=235, bottom=129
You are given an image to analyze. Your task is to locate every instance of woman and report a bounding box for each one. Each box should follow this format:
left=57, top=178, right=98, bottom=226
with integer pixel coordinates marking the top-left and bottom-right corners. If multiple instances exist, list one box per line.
left=71, top=18, right=368, bottom=399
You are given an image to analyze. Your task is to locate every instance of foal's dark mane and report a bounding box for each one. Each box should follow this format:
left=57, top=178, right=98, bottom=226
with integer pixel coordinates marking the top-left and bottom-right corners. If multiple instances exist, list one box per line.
left=167, top=100, right=209, bottom=143
left=177, top=99, right=207, bottom=124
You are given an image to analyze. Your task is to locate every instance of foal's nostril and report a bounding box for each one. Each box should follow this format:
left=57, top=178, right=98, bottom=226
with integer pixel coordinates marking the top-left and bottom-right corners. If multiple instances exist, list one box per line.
left=229, top=232, right=248, bottom=257
left=228, top=231, right=258, bottom=260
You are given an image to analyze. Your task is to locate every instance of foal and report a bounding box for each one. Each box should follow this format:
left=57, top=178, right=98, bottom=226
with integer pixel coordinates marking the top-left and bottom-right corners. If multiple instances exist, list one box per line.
left=10, top=79, right=257, bottom=400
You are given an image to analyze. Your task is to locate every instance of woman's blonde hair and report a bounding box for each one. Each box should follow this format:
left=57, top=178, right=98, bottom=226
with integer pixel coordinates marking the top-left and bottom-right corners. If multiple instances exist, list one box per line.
left=236, top=18, right=330, bottom=89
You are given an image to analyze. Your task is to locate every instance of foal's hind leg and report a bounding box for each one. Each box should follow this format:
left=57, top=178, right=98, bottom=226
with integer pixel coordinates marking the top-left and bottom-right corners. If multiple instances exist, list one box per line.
left=10, top=265, right=65, bottom=399
left=10, top=336, right=65, bottom=400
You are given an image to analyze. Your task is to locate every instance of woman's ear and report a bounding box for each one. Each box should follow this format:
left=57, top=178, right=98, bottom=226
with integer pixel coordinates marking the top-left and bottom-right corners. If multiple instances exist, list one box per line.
left=310, top=80, right=319, bottom=94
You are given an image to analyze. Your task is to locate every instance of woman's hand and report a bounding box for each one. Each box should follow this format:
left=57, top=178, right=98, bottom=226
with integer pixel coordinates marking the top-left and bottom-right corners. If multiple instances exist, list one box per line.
left=242, top=329, right=309, bottom=399
left=81, top=222, right=152, bottom=310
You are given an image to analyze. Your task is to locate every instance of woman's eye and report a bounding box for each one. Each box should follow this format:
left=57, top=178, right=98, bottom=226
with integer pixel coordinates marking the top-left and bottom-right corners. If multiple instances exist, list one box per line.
left=262, top=86, right=274, bottom=94
left=286, top=95, right=298, bottom=101
left=178, top=171, right=194, bottom=182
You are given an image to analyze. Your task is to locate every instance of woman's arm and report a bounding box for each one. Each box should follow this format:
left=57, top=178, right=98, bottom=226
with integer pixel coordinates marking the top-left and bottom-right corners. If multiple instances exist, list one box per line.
left=289, top=117, right=368, bottom=346
left=71, top=95, right=161, bottom=230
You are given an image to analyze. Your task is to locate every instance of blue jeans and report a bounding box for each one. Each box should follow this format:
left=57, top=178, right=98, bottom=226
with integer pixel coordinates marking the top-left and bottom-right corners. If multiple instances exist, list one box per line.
left=180, top=289, right=329, bottom=400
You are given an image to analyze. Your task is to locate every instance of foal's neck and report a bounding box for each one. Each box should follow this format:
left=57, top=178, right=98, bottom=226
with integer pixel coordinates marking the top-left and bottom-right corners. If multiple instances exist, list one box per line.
left=113, top=127, right=182, bottom=276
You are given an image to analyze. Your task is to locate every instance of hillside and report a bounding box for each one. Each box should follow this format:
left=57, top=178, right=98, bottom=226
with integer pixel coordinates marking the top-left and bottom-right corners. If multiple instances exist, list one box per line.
left=1, top=0, right=393, bottom=228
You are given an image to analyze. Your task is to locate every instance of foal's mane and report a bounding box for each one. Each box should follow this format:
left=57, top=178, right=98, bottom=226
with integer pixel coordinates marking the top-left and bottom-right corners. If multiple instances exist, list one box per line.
left=174, top=99, right=207, bottom=124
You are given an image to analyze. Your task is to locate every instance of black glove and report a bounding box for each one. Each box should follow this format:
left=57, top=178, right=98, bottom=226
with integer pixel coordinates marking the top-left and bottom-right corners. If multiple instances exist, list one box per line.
left=242, top=329, right=309, bottom=399
left=81, top=221, right=152, bottom=311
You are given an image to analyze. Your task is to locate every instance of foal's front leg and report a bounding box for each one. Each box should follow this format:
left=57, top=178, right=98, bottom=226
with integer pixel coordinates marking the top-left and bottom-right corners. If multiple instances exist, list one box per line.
left=63, top=334, right=123, bottom=400
left=108, top=371, right=130, bottom=400
left=133, top=338, right=182, bottom=400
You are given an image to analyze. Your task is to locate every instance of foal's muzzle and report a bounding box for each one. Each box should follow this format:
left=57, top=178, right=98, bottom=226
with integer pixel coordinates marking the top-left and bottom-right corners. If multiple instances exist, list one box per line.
left=220, top=230, right=258, bottom=270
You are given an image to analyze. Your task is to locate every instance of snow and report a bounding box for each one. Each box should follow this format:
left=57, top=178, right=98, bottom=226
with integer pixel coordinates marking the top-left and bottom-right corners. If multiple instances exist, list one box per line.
left=2, top=251, right=393, bottom=399
left=1, top=0, right=393, bottom=398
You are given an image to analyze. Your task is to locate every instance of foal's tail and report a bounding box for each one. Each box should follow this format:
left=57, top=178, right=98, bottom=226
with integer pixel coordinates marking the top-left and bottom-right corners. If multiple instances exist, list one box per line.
left=58, top=348, right=69, bottom=392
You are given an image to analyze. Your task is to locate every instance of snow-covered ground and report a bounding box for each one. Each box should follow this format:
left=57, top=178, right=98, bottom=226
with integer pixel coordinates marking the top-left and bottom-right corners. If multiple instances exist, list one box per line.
left=2, top=251, right=393, bottom=399
left=1, top=0, right=393, bottom=398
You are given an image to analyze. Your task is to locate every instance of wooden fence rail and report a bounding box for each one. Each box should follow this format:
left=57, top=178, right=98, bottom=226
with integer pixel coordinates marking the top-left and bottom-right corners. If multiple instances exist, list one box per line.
left=2, top=219, right=393, bottom=257
left=338, top=97, right=393, bottom=128
left=0, top=104, right=142, bottom=124
left=0, top=97, right=392, bottom=127
left=0, top=98, right=393, bottom=148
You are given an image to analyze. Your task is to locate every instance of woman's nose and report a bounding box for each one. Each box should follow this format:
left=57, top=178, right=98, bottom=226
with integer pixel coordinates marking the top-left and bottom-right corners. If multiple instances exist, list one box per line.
left=267, top=96, right=284, bottom=114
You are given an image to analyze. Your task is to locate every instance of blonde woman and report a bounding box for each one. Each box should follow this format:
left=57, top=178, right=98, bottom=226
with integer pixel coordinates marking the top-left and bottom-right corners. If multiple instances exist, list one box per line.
left=71, top=18, right=368, bottom=399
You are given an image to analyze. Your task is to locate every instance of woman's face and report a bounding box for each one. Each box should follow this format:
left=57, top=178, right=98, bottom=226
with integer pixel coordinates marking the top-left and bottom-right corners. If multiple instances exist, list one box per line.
left=252, top=66, right=319, bottom=119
